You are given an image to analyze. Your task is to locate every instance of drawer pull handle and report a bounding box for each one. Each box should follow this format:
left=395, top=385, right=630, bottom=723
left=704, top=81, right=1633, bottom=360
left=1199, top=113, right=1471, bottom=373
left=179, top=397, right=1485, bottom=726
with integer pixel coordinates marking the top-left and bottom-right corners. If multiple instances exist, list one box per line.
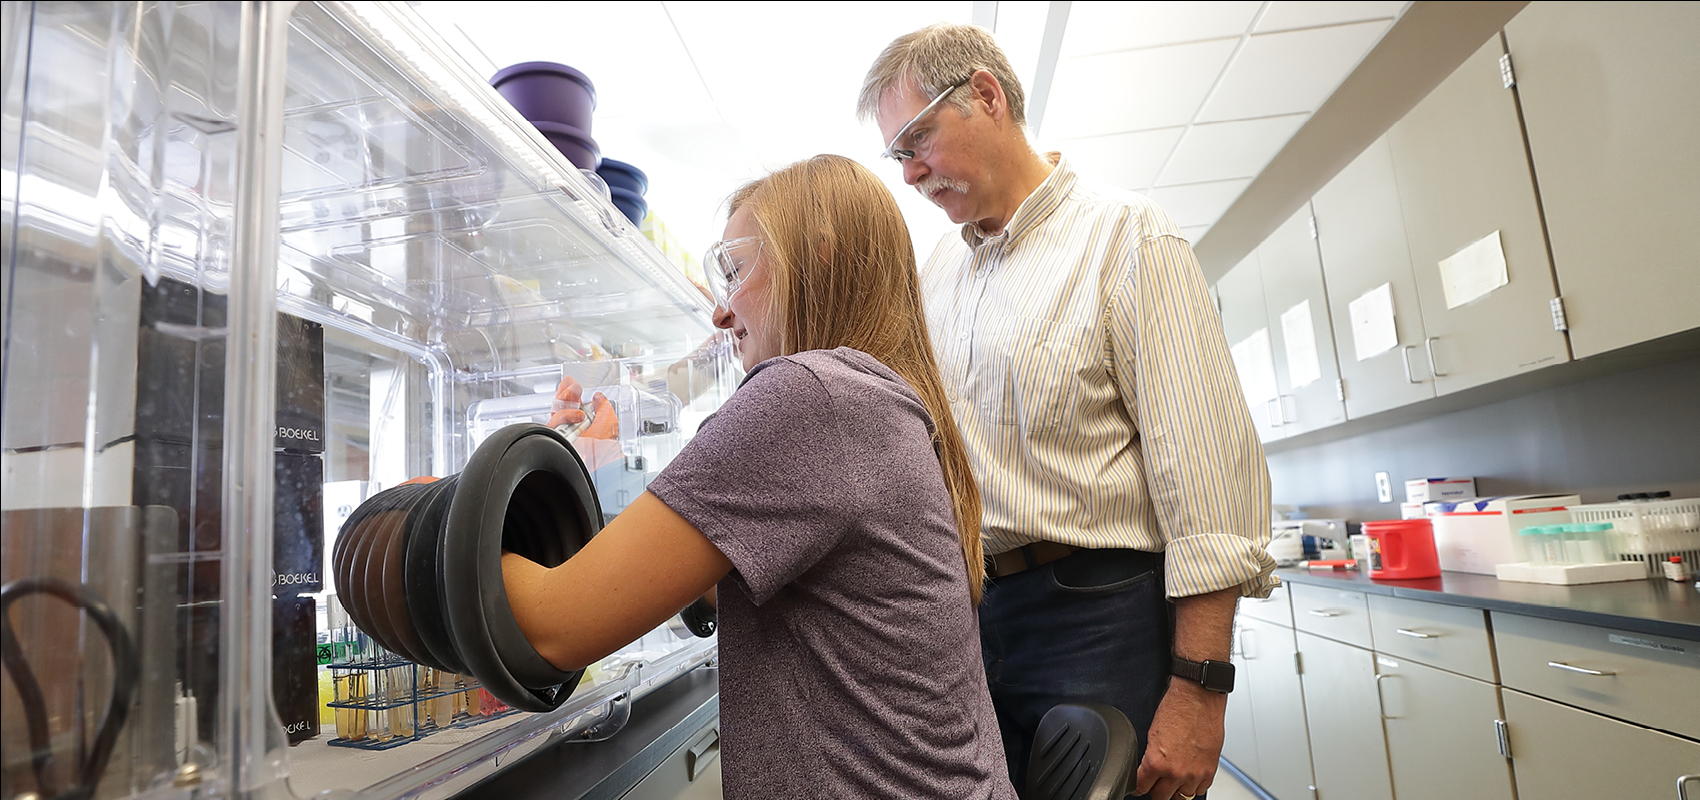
left=1547, top=661, right=1615, bottom=677
left=1396, top=628, right=1440, bottom=639
left=1308, top=609, right=1342, bottom=618
left=1677, top=773, right=1698, bottom=800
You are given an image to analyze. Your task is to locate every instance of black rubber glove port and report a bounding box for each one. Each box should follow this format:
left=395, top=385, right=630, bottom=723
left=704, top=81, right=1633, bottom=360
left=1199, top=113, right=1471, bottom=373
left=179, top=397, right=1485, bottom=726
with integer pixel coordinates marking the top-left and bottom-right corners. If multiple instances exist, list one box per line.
left=333, top=424, right=601, bottom=712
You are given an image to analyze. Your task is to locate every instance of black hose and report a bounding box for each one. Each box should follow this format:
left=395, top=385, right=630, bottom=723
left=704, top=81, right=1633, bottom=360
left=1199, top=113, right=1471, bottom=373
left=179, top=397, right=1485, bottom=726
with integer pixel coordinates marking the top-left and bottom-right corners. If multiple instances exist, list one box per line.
left=1, top=577, right=140, bottom=800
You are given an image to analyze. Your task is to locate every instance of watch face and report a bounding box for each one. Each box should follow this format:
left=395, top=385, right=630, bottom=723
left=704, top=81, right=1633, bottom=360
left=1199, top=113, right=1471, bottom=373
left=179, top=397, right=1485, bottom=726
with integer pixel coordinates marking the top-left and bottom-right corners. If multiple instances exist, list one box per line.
left=1201, top=660, right=1235, bottom=693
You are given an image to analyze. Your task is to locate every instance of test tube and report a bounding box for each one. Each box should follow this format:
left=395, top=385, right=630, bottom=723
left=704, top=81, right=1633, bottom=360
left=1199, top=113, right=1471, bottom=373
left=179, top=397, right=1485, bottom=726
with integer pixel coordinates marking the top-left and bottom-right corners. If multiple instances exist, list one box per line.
left=1520, top=527, right=1548, bottom=566
left=1543, top=526, right=1569, bottom=565
left=1579, top=523, right=1612, bottom=564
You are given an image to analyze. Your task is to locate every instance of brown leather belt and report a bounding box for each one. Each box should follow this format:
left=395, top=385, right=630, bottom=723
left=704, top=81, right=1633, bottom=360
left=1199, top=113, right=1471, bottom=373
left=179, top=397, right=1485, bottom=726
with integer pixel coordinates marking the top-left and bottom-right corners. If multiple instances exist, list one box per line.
left=987, top=541, right=1078, bottom=578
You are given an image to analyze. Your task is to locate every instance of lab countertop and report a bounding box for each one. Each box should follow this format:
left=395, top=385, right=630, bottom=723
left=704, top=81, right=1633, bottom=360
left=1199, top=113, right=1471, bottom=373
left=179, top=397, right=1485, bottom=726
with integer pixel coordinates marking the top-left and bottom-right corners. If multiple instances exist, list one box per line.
left=1273, top=567, right=1700, bottom=642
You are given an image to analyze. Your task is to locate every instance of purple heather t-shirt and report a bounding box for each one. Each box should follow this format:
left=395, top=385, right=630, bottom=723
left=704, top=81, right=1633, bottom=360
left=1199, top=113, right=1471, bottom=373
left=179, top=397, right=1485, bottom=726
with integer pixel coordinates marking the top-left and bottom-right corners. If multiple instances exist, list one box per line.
left=647, top=348, right=1014, bottom=800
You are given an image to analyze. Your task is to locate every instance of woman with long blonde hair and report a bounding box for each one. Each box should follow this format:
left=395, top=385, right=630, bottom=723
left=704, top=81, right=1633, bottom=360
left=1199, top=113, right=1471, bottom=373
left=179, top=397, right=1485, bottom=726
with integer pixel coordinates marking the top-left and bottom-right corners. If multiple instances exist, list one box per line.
left=503, top=154, right=1014, bottom=798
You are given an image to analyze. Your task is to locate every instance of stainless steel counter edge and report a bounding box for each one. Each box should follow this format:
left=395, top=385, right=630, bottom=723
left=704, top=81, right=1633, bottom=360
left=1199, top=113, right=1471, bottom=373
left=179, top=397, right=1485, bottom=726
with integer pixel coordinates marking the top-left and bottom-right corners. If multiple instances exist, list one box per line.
left=1272, top=568, right=1700, bottom=642
left=457, top=668, right=720, bottom=800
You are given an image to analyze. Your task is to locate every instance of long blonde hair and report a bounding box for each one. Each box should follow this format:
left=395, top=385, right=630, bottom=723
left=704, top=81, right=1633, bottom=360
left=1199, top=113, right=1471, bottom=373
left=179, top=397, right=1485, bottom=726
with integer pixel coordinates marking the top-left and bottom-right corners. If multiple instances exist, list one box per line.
left=729, top=155, right=985, bottom=603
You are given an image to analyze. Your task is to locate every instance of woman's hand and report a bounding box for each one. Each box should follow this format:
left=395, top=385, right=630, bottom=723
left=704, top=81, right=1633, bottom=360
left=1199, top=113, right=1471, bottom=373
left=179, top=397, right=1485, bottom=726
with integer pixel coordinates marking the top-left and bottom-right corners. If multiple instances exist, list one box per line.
left=548, top=375, right=587, bottom=428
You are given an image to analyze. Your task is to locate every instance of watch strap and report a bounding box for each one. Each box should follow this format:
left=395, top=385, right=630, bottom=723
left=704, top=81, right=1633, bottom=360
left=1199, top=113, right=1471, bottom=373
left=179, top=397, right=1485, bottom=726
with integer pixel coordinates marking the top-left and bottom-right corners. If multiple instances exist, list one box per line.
left=1172, top=655, right=1234, bottom=693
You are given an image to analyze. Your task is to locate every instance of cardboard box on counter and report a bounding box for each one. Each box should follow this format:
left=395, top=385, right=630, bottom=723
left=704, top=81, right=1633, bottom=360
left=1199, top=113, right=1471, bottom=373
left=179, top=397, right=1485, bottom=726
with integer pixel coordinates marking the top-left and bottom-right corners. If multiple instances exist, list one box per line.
left=1426, top=494, right=1578, bottom=574
left=1406, top=476, right=1477, bottom=503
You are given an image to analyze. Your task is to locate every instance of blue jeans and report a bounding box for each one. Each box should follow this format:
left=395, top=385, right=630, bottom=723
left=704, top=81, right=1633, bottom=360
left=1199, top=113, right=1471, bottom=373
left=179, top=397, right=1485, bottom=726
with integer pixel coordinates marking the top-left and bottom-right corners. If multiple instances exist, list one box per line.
left=979, top=548, right=1177, bottom=799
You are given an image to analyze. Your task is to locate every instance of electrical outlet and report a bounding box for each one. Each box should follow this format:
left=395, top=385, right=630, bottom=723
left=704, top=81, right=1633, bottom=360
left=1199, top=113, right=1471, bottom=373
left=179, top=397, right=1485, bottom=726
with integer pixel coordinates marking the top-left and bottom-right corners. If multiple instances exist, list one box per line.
left=1375, top=472, right=1393, bottom=503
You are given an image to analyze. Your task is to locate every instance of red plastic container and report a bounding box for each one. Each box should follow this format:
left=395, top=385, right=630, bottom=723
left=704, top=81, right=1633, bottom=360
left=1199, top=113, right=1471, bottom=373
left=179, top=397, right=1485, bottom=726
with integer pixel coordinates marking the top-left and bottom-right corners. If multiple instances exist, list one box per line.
left=1362, top=519, right=1442, bottom=580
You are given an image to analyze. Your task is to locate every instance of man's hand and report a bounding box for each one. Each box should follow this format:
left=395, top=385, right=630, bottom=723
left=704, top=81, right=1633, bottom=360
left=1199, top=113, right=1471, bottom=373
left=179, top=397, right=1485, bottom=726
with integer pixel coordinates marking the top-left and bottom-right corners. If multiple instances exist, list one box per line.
left=1135, top=679, right=1226, bottom=799
left=1133, top=585, right=1240, bottom=799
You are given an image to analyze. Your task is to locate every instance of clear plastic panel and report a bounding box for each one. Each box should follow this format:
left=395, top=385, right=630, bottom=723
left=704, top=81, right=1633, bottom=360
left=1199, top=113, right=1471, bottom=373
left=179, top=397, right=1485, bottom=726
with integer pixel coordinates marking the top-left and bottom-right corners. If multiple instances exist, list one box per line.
left=2, top=3, right=734, bottom=800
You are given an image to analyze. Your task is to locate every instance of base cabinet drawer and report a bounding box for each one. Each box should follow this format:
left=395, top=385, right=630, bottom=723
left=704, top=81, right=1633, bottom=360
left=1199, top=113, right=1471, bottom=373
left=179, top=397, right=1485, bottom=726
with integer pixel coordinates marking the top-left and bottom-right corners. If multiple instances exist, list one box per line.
left=1376, top=654, right=1516, bottom=800
left=1503, top=689, right=1700, bottom=800
left=1290, top=583, right=1373, bottom=649
left=1492, top=612, right=1700, bottom=739
left=1241, top=582, right=1294, bottom=627
left=1367, top=593, right=1495, bottom=681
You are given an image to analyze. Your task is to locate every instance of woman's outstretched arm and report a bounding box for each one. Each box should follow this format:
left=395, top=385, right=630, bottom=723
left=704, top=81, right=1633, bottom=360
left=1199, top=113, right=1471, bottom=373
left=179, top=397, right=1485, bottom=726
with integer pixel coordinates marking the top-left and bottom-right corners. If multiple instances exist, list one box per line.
left=502, top=491, right=732, bottom=670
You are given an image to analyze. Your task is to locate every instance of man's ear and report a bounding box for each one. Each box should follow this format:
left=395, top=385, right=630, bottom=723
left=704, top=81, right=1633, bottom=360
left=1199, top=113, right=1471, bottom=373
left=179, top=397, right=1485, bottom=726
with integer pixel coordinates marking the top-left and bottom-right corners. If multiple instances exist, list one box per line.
left=967, top=69, right=1007, bottom=122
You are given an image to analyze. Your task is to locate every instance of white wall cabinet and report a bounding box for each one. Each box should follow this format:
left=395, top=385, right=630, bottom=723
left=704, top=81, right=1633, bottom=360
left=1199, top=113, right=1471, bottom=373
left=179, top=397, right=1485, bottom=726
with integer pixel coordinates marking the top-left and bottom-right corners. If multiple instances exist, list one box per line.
left=1256, top=206, right=1347, bottom=436
left=1312, top=137, right=1436, bottom=419
left=1385, top=34, right=1570, bottom=395
left=1503, top=1, right=1700, bottom=359
left=1215, top=1, right=1700, bottom=438
left=1218, top=253, right=1285, bottom=443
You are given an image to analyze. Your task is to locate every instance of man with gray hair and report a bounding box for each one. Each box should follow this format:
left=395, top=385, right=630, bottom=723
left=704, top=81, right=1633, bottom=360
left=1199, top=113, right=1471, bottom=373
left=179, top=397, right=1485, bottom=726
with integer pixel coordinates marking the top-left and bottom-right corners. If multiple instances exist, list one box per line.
left=859, top=23, right=1276, bottom=800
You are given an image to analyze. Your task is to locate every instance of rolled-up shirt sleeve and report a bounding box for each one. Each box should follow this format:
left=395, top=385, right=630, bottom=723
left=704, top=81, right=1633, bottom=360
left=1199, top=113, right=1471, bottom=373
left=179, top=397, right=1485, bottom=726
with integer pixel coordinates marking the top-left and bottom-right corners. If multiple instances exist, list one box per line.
left=1110, top=233, right=1277, bottom=599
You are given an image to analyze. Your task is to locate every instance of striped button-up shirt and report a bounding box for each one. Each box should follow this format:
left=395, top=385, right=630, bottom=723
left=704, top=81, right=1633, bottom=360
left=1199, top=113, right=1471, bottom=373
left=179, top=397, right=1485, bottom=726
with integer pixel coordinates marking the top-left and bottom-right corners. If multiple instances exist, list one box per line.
left=922, top=154, right=1276, bottom=599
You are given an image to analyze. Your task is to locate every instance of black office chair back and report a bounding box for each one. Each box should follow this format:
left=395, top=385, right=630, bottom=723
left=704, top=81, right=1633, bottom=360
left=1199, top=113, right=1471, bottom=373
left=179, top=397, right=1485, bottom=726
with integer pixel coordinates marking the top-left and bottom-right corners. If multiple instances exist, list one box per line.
left=1026, top=703, right=1141, bottom=800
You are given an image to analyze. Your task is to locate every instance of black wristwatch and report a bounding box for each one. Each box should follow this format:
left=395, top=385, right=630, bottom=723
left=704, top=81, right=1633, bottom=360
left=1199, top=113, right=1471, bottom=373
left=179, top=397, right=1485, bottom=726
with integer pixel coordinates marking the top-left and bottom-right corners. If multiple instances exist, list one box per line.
left=1172, top=656, right=1235, bottom=693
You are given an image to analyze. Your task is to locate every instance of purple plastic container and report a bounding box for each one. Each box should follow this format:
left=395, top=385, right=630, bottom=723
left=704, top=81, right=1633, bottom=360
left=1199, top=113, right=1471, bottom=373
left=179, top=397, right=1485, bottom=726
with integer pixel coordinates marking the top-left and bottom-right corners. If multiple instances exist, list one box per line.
left=596, top=159, right=648, bottom=196
left=491, top=62, right=597, bottom=132
left=531, top=120, right=601, bottom=171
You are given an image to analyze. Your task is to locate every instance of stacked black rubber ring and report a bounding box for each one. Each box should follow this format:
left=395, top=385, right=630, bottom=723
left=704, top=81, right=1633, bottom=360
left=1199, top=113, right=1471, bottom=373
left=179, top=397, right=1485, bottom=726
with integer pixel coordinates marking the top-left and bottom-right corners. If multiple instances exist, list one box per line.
left=332, top=424, right=599, bottom=712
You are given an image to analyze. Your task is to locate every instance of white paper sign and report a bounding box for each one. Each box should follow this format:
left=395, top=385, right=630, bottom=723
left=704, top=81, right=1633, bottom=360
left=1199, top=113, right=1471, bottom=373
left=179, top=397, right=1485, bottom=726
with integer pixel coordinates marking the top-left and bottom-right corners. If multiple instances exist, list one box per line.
left=1349, top=282, right=1399, bottom=362
left=1230, top=328, right=1279, bottom=406
left=1439, top=230, right=1510, bottom=309
left=1280, top=300, right=1322, bottom=388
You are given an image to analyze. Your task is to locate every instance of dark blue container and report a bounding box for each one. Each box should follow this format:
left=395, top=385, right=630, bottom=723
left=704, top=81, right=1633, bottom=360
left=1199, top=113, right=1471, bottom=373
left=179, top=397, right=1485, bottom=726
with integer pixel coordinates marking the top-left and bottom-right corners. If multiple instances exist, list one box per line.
left=609, top=186, right=646, bottom=225
left=597, top=158, right=649, bottom=196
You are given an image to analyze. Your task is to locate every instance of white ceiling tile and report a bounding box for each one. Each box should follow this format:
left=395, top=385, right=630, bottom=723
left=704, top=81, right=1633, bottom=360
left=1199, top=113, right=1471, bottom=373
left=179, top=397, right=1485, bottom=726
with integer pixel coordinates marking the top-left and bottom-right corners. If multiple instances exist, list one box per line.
left=668, top=2, right=971, bottom=148
left=430, top=2, right=715, bottom=121
left=1255, top=1, right=1408, bottom=34
left=1062, top=1, right=1261, bottom=56
left=1149, top=179, right=1251, bottom=227
left=1043, top=38, right=1238, bottom=139
left=1051, top=127, right=1186, bottom=191
left=1155, top=113, right=1308, bottom=187
left=1196, top=21, right=1390, bottom=122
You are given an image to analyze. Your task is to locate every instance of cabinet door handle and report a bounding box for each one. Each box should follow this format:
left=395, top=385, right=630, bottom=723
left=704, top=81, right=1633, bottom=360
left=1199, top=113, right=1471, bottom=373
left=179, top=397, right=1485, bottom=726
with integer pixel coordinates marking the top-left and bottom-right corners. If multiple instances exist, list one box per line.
left=1396, top=628, right=1440, bottom=639
left=1494, top=719, right=1511, bottom=758
left=1308, top=609, right=1341, bottom=618
left=1278, top=394, right=1295, bottom=424
left=1547, top=660, right=1615, bottom=676
left=1400, top=345, right=1421, bottom=384
left=1425, top=336, right=1447, bottom=377
left=687, top=727, right=721, bottom=781
left=1239, top=628, right=1256, bottom=660
left=1266, top=398, right=1283, bottom=428
left=1375, top=673, right=1399, bottom=719
left=1677, top=773, right=1698, bottom=800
